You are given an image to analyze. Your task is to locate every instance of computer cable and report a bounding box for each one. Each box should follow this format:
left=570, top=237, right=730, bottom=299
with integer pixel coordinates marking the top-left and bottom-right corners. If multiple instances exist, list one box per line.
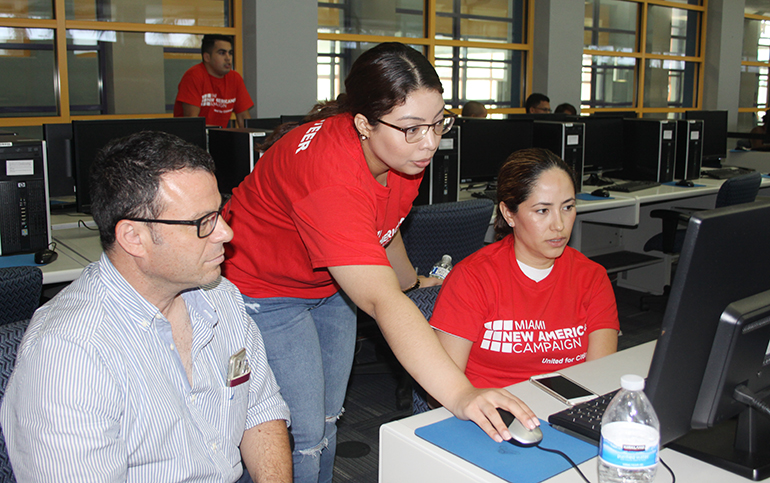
left=77, top=219, right=98, bottom=230
left=534, top=442, right=676, bottom=483
left=534, top=443, right=590, bottom=483
left=733, top=384, right=770, bottom=419
left=660, top=457, right=676, bottom=483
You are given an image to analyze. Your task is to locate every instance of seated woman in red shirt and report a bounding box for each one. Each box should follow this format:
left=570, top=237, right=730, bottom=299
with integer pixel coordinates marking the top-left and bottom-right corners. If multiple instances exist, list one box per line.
left=430, top=148, right=619, bottom=391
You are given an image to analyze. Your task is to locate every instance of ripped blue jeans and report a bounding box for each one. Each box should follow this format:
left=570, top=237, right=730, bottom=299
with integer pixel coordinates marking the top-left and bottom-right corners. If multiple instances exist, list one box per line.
left=242, top=292, right=356, bottom=483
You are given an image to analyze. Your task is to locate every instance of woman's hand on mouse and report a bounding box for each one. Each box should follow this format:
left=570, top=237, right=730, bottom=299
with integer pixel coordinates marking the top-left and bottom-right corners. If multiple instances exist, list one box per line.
left=446, top=386, right=539, bottom=443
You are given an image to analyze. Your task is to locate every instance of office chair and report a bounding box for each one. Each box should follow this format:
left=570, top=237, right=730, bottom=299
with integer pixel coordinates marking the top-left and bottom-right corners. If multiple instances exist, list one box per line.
left=353, top=199, right=493, bottom=408
left=400, top=199, right=495, bottom=276
left=0, top=267, right=41, bottom=482
left=352, top=286, right=443, bottom=409
left=644, top=172, right=762, bottom=254
left=640, top=171, right=762, bottom=309
left=0, top=319, right=30, bottom=482
left=0, top=267, right=42, bottom=327
left=405, top=285, right=441, bottom=320
left=403, top=286, right=443, bottom=415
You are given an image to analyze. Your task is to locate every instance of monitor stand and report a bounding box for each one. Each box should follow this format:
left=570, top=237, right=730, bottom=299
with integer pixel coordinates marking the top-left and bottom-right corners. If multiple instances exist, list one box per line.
left=668, top=407, right=770, bottom=481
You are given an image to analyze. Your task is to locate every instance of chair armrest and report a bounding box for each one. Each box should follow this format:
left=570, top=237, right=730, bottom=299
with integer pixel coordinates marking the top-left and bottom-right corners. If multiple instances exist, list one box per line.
left=649, top=209, right=693, bottom=224
left=650, top=209, right=692, bottom=253
left=669, top=206, right=707, bottom=215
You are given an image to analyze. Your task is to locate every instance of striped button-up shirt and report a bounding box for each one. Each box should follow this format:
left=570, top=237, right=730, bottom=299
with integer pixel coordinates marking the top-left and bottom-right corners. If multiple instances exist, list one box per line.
left=1, top=254, right=290, bottom=482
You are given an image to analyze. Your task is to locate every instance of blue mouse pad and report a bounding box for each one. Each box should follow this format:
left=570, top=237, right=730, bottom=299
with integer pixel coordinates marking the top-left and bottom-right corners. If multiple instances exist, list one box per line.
left=577, top=193, right=615, bottom=201
left=415, top=417, right=597, bottom=483
left=0, top=253, right=39, bottom=268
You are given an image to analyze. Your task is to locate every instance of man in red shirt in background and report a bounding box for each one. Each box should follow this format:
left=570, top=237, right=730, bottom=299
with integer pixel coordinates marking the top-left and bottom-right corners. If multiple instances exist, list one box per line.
left=174, top=34, right=253, bottom=128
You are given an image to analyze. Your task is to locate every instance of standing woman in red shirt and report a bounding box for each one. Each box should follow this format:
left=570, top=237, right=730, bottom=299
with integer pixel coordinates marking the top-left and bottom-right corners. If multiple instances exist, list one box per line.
left=222, top=42, right=538, bottom=483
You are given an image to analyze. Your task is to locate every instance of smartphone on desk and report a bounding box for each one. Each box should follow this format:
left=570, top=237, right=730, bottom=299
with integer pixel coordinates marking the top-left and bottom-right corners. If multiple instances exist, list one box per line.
left=530, top=373, right=598, bottom=406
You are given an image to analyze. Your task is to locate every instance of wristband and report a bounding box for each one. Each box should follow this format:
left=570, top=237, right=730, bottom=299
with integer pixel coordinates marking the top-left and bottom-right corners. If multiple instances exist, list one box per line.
left=403, top=277, right=421, bottom=294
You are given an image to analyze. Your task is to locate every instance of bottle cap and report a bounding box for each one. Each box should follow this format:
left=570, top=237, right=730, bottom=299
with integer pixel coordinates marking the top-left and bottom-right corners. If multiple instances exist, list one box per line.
left=442, top=254, right=452, bottom=263
left=620, top=374, right=645, bottom=391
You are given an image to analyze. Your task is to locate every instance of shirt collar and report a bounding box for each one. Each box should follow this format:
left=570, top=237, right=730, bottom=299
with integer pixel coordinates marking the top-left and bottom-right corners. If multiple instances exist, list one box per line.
left=98, top=253, right=218, bottom=331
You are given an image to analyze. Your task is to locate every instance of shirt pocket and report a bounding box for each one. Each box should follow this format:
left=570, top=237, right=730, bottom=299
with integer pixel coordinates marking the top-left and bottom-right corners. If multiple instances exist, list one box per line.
left=221, top=383, right=250, bottom=465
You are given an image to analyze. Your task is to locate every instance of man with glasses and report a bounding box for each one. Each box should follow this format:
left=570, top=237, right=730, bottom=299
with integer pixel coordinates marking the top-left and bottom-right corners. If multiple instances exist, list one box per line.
left=525, top=93, right=552, bottom=114
left=1, top=131, right=291, bottom=482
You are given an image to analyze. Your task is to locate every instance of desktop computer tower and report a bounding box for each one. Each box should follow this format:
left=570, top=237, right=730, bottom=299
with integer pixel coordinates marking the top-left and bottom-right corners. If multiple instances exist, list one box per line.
left=207, top=128, right=271, bottom=194
left=414, top=126, right=460, bottom=206
left=674, top=119, right=703, bottom=181
left=622, top=119, right=677, bottom=183
left=0, top=136, right=51, bottom=256
left=533, top=121, right=585, bottom=192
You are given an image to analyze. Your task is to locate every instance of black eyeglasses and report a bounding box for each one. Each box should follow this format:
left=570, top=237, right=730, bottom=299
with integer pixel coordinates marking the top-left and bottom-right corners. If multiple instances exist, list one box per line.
left=377, top=113, right=456, bottom=144
left=124, top=210, right=221, bottom=238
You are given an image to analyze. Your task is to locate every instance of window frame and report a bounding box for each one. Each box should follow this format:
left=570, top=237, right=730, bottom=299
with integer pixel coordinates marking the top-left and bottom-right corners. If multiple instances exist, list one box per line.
left=0, top=0, right=241, bottom=129
left=316, top=0, right=535, bottom=117
left=739, top=10, right=770, bottom=127
left=582, top=0, right=706, bottom=118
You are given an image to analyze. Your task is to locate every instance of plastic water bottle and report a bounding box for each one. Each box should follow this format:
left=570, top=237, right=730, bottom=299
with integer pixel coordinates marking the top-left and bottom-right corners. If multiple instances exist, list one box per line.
left=598, top=374, right=660, bottom=483
left=429, top=255, right=453, bottom=280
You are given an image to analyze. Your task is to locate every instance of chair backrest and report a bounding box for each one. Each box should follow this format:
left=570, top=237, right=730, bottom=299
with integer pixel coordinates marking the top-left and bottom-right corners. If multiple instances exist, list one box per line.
left=0, top=319, right=30, bottom=482
left=401, top=199, right=494, bottom=276
left=405, top=285, right=441, bottom=321
left=0, top=267, right=42, bottom=327
left=715, top=171, right=762, bottom=208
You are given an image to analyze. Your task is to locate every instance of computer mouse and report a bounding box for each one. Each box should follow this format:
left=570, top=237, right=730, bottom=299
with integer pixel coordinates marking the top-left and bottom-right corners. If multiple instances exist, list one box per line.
left=590, top=188, right=610, bottom=198
left=496, top=408, right=543, bottom=447
left=676, top=179, right=695, bottom=187
left=34, top=248, right=58, bottom=265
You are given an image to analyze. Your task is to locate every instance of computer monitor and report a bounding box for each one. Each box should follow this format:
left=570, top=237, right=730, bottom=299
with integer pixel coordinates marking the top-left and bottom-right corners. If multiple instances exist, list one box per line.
left=245, top=118, right=280, bottom=130
left=673, top=288, right=770, bottom=480
left=245, top=116, right=304, bottom=131
left=280, top=115, right=305, bottom=124
left=589, top=111, right=637, bottom=119
left=71, top=117, right=207, bottom=213
left=684, top=110, right=728, bottom=167
left=507, top=113, right=569, bottom=122
left=695, top=290, right=770, bottom=426
left=42, top=123, right=75, bottom=202
left=458, top=118, right=534, bottom=185
left=579, top=116, right=625, bottom=176
left=644, top=201, right=770, bottom=479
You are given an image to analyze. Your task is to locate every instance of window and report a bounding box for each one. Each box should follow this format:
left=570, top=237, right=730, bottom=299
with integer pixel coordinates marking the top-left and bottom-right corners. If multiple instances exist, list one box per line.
left=317, top=0, right=531, bottom=115
left=0, top=28, right=57, bottom=118
left=582, top=0, right=704, bottom=117
left=0, top=0, right=239, bottom=133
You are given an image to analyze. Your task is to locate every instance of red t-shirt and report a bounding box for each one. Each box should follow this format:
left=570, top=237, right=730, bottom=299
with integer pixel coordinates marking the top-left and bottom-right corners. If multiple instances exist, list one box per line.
left=430, top=236, right=619, bottom=388
left=173, top=63, right=253, bottom=128
left=222, top=113, right=422, bottom=299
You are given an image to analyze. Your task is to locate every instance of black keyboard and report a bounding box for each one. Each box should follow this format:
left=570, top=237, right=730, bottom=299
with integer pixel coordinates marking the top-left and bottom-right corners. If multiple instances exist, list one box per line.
left=547, top=389, right=619, bottom=442
left=701, top=167, right=755, bottom=179
left=605, top=180, right=661, bottom=193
